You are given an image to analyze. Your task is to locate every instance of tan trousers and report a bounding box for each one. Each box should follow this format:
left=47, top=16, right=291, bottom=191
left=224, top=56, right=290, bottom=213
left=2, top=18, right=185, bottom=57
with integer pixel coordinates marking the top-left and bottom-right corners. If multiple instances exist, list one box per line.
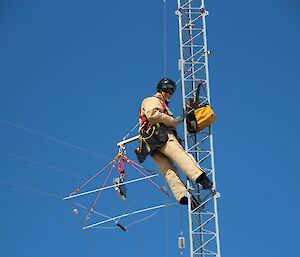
left=152, top=133, right=204, bottom=201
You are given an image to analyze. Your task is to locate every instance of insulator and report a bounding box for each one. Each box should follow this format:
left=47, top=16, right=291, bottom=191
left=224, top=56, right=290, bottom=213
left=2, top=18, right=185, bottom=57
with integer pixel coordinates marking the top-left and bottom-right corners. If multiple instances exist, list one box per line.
left=178, top=236, right=185, bottom=250
left=116, top=222, right=127, bottom=232
left=73, top=208, right=79, bottom=215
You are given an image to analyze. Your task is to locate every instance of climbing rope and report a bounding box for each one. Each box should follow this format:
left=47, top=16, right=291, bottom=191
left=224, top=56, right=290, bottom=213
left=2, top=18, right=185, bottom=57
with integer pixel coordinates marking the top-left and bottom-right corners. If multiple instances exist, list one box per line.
left=85, top=161, right=117, bottom=220
left=69, top=159, right=115, bottom=197
left=66, top=152, right=171, bottom=221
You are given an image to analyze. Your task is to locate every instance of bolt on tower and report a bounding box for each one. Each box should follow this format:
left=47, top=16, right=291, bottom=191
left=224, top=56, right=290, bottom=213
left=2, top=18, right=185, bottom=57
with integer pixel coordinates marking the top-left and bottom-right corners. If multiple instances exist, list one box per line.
left=176, top=0, right=221, bottom=256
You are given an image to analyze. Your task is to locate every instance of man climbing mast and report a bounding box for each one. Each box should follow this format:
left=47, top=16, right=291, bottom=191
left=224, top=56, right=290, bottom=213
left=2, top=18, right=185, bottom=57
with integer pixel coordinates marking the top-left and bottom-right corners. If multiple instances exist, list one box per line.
left=138, top=78, right=212, bottom=204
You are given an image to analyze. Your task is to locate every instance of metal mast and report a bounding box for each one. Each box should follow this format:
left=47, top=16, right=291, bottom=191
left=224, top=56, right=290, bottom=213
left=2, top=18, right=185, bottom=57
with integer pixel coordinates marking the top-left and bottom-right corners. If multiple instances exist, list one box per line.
left=176, top=1, right=221, bottom=257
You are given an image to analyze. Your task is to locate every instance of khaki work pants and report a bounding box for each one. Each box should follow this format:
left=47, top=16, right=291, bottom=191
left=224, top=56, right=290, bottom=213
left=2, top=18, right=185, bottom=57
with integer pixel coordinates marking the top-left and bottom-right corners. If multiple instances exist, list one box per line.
left=152, top=133, right=204, bottom=201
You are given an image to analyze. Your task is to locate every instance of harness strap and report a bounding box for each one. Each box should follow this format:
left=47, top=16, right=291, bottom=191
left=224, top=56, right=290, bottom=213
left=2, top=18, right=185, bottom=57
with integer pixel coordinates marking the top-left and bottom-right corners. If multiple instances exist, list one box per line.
left=139, top=97, right=169, bottom=127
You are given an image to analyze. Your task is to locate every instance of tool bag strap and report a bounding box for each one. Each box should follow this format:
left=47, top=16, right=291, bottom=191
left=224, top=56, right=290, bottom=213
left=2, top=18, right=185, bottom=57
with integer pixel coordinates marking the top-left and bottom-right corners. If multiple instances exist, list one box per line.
left=186, top=80, right=217, bottom=133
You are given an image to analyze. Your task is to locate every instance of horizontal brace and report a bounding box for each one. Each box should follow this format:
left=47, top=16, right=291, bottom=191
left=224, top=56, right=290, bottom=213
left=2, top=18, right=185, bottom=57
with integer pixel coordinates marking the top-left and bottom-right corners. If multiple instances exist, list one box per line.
left=63, top=174, right=158, bottom=200
left=180, top=6, right=203, bottom=11
left=182, top=28, right=203, bottom=31
left=117, top=135, right=139, bottom=146
left=192, top=231, right=216, bottom=236
left=185, top=12, right=205, bottom=15
left=183, top=61, right=206, bottom=66
left=181, top=7, right=203, bottom=10
left=83, top=202, right=177, bottom=230
left=182, top=79, right=206, bottom=84
left=193, top=252, right=217, bottom=256
left=187, top=149, right=211, bottom=154
left=182, top=45, right=204, bottom=48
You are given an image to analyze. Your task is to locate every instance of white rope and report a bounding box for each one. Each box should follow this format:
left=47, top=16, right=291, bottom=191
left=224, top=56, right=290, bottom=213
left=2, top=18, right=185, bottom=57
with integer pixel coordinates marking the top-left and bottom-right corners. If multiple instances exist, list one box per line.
left=0, top=149, right=88, bottom=180
left=73, top=202, right=113, bottom=220
left=91, top=212, right=158, bottom=230
left=0, top=179, right=62, bottom=199
left=83, top=202, right=177, bottom=230
left=126, top=211, right=158, bottom=227
left=116, top=194, right=142, bottom=223
left=122, top=122, right=139, bottom=141
left=0, top=179, right=117, bottom=222
left=0, top=177, right=166, bottom=231
left=0, top=118, right=111, bottom=160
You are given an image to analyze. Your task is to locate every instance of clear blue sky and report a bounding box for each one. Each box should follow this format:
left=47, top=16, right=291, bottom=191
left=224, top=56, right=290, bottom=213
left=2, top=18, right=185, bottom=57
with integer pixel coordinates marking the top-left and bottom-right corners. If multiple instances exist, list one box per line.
left=1, top=0, right=300, bottom=257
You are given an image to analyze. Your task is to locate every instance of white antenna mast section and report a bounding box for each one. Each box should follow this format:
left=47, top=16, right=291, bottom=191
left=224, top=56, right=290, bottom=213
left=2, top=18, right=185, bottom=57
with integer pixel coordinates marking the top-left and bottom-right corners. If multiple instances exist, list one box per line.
left=117, top=135, right=139, bottom=147
left=176, top=0, right=221, bottom=256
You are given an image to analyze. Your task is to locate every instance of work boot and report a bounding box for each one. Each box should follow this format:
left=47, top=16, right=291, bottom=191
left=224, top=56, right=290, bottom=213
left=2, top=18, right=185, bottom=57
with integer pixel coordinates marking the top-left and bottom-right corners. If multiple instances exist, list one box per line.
left=179, top=194, right=201, bottom=210
left=196, top=173, right=213, bottom=189
left=179, top=196, right=188, bottom=205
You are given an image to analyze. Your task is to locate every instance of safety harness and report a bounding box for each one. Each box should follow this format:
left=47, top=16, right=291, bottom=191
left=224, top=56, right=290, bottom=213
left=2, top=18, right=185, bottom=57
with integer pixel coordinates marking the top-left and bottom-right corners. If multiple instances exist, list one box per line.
left=139, top=96, right=169, bottom=131
left=136, top=96, right=171, bottom=163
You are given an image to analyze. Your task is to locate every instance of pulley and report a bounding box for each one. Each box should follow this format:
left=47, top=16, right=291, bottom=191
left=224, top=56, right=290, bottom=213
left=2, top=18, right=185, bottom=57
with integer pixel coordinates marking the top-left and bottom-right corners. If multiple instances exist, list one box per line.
left=113, top=175, right=127, bottom=201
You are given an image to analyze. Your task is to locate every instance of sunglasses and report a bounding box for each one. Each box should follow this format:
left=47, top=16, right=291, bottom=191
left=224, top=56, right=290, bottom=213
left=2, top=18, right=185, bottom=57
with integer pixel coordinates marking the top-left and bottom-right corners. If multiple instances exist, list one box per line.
left=163, top=89, right=174, bottom=95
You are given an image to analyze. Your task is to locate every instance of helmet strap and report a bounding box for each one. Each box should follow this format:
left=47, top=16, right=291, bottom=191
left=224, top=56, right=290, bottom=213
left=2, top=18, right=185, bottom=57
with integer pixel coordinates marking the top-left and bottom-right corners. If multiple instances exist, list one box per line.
left=163, top=96, right=170, bottom=105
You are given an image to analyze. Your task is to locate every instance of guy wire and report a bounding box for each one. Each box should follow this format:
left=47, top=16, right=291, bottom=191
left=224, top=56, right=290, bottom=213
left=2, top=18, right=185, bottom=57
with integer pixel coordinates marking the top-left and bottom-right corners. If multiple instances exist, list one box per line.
left=0, top=118, right=110, bottom=160
left=163, top=0, right=167, bottom=77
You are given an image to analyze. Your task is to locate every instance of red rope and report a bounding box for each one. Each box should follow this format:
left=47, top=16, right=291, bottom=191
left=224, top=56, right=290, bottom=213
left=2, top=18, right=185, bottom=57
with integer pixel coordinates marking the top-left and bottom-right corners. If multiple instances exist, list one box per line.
left=118, top=158, right=125, bottom=174
left=127, top=159, right=169, bottom=197
left=69, top=160, right=114, bottom=196
left=128, top=159, right=156, bottom=175
left=85, top=161, right=116, bottom=220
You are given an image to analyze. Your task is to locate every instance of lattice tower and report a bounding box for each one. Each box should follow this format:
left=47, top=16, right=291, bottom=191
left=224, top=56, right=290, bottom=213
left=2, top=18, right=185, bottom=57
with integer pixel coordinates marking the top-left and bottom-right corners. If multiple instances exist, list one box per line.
left=176, top=1, right=221, bottom=256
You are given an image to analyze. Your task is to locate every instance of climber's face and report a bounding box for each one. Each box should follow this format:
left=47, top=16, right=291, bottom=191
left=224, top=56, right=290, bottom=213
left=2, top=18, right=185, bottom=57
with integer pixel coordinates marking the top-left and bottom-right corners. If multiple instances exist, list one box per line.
left=161, top=89, right=174, bottom=103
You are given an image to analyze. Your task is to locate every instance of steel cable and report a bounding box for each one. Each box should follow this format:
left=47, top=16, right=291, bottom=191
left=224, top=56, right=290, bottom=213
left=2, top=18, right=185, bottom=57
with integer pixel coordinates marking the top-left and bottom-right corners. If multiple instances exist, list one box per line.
left=0, top=118, right=111, bottom=160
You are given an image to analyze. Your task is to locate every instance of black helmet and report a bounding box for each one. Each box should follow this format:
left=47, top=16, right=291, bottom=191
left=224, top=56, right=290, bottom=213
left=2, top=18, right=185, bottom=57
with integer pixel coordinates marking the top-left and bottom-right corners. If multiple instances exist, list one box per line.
left=157, top=78, right=176, bottom=93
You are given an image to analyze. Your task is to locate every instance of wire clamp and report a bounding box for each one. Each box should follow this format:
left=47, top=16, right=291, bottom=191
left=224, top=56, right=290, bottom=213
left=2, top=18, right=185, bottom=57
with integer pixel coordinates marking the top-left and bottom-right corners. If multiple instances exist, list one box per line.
left=175, top=8, right=182, bottom=17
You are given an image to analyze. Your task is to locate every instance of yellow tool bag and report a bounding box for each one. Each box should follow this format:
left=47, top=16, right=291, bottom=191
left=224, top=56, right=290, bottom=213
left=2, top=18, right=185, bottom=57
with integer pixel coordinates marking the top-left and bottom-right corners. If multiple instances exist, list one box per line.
left=185, top=81, right=217, bottom=133
left=194, top=104, right=217, bottom=131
